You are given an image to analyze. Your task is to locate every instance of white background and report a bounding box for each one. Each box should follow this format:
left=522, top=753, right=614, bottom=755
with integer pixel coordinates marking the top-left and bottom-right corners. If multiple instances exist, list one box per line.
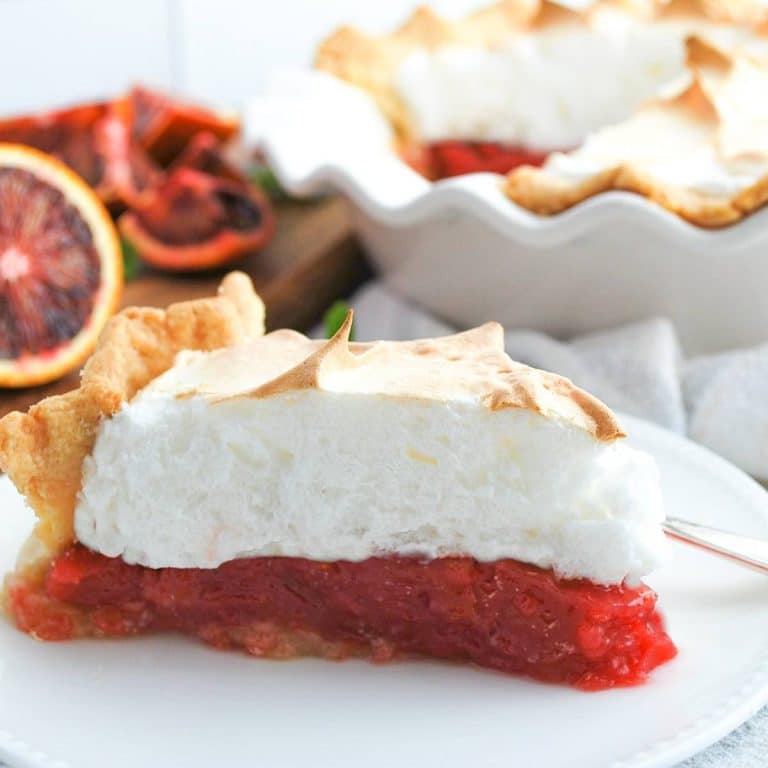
left=2, top=0, right=768, bottom=114
left=0, top=0, right=504, bottom=115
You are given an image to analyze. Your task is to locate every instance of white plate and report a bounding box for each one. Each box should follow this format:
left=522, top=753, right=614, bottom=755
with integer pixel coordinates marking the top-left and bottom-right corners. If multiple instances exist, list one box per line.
left=1, top=414, right=768, bottom=768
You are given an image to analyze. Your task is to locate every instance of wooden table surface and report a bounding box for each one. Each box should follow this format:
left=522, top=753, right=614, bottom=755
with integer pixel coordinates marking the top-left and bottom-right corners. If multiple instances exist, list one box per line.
left=0, top=196, right=372, bottom=418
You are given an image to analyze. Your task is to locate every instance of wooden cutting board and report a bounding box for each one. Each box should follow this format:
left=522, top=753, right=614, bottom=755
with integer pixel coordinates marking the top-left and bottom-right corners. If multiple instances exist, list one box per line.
left=0, top=196, right=371, bottom=418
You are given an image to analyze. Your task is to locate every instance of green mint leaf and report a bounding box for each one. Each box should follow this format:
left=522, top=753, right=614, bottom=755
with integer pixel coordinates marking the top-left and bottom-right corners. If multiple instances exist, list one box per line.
left=324, top=300, right=355, bottom=341
left=121, top=237, right=141, bottom=282
left=249, top=164, right=285, bottom=200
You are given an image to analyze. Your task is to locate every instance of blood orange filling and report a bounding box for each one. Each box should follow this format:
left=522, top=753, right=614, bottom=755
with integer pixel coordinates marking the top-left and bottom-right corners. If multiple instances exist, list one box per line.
left=411, top=141, right=552, bottom=179
left=7, top=544, right=676, bottom=690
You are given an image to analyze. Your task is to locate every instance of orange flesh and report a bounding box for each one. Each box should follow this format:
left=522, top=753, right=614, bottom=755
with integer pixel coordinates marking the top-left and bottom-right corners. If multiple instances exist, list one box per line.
left=0, top=167, right=101, bottom=359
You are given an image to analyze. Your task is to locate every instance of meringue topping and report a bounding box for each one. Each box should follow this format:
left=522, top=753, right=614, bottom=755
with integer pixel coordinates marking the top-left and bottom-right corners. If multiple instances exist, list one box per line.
left=73, top=317, right=669, bottom=585
left=145, top=314, right=622, bottom=439
left=316, top=0, right=768, bottom=147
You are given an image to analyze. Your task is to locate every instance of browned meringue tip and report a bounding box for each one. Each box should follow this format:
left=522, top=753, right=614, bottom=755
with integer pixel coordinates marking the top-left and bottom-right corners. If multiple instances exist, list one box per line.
left=315, top=0, right=768, bottom=142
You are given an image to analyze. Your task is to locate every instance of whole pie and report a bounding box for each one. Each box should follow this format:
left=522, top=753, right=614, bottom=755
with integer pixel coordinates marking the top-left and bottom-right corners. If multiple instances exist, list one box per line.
left=0, top=274, right=676, bottom=689
left=315, top=0, right=768, bottom=221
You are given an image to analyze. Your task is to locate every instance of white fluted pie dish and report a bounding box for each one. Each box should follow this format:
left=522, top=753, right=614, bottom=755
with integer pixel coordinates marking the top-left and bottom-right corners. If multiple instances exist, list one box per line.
left=247, top=71, right=768, bottom=355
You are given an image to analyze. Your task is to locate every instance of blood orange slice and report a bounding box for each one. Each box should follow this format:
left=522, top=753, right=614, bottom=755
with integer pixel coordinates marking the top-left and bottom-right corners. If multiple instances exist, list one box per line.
left=129, top=86, right=239, bottom=166
left=92, top=106, right=163, bottom=210
left=0, top=102, right=108, bottom=190
left=0, top=101, right=162, bottom=210
left=118, top=167, right=274, bottom=272
left=0, top=144, right=122, bottom=388
left=169, top=130, right=245, bottom=183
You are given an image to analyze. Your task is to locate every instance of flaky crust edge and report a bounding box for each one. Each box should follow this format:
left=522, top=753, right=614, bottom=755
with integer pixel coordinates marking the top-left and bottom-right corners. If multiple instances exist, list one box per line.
left=503, top=165, right=768, bottom=227
left=0, top=272, right=266, bottom=573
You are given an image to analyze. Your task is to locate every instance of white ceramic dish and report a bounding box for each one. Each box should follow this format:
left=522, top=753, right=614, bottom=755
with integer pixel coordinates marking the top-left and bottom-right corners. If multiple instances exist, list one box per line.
left=1, top=414, right=768, bottom=768
left=248, top=73, right=768, bottom=356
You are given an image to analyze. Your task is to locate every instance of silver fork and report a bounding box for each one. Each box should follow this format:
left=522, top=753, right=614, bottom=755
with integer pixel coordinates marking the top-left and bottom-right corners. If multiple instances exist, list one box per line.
left=663, top=517, right=768, bottom=574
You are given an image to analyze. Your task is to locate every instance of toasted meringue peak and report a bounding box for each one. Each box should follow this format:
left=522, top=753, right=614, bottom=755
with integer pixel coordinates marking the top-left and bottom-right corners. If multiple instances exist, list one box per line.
left=505, top=38, right=768, bottom=225
left=145, top=316, right=624, bottom=444
left=247, top=310, right=360, bottom=399
left=315, top=2, right=589, bottom=139
left=693, top=43, right=768, bottom=159
left=659, top=0, right=768, bottom=25
left=315, top=0, right=768, bottom=145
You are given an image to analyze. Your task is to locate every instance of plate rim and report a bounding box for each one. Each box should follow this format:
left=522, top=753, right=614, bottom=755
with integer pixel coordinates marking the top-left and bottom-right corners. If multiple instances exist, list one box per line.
left=612, top=415, right=768, bottom=768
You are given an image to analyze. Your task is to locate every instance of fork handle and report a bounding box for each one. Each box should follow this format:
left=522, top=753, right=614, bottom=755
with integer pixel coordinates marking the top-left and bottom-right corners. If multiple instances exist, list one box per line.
left=663, top=517, right=768, bottom=574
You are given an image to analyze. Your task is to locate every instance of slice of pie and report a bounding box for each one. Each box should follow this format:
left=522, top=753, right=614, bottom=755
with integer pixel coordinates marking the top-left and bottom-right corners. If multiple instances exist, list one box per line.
left=0, top=273, right=676, bottom=689
left=505, top=37, right=768, bottom=226
left=315, top=0, right=767, bottom=179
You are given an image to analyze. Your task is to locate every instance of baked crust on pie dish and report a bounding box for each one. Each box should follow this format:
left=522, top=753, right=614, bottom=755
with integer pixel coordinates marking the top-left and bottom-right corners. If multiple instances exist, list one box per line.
left=505, top=38, right=768, bottom=226
left=0, top=274, right=676, bottom=688
left=316, top=0, right=768, bottom=180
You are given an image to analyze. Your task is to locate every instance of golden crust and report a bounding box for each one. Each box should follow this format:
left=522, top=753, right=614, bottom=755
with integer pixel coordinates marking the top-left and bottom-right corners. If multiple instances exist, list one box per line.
left=504, top=165, right=748, bottom=227
left=314, top=0, right=768, bottom=141
left=0, top=272, right=265, bottom=565
left=504, top=39, right=768, bottom=227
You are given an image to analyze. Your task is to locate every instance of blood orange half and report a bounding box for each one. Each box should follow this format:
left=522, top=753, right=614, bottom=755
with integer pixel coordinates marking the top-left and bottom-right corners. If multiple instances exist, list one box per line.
left=0, top=144, right=122, bottom=388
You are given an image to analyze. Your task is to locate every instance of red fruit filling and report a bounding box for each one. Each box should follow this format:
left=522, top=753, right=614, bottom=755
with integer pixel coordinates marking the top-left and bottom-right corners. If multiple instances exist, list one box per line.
left=414, top=141, right=552, bottom=179
left=7, top=545, right=676, bottom=689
